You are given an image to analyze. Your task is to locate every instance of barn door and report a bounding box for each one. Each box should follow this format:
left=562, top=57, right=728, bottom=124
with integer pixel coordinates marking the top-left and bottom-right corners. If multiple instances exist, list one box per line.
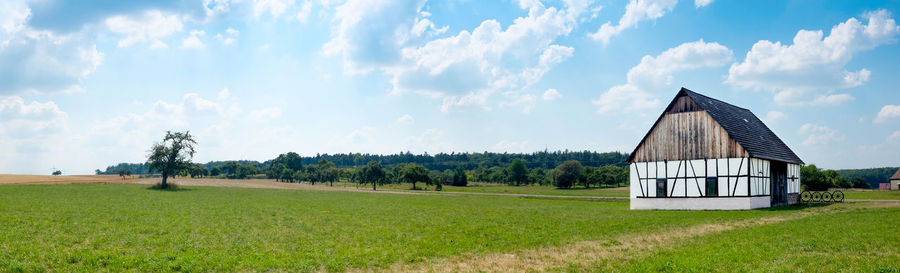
left=771, top=162, right=787, bottom=206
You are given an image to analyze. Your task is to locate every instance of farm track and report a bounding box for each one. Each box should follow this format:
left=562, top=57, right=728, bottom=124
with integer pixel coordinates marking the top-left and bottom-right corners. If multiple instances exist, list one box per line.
left=368, top=202, right=900, bottom=273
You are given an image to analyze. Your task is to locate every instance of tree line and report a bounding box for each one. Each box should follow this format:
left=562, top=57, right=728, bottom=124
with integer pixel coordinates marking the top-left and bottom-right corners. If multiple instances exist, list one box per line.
left=99, top=150, right=629, bottom=175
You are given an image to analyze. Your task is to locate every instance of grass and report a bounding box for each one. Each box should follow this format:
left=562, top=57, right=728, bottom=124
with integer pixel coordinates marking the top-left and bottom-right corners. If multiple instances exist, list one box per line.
left=606, top=204, right=900, bottom=272
left=1, top=183, right=790, bottom=272
left=841, top=189, right=900, bottom=200
left=328, top=181, right=630, bottom=197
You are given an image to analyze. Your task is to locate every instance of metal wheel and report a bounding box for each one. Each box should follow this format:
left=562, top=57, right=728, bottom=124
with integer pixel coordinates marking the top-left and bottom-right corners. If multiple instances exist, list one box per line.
left=822, top=192, right=833, bottom=202
left=812, top=192, right=822, bottom=202
left=800, top=191, right=812, bottom=202
left=832, top=191, right=844, bottom=202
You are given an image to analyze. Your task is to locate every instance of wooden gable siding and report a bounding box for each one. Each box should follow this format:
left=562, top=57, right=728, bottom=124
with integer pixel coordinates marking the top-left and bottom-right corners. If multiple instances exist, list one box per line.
left=632, top=110, right=748, bottom=162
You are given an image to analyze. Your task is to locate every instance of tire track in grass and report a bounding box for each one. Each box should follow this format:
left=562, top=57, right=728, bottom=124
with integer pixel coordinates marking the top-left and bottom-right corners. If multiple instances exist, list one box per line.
left=362, top=202, right=898, bottom=273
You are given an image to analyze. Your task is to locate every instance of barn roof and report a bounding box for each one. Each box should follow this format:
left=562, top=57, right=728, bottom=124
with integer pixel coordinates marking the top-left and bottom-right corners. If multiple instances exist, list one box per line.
left=891, top=168, right=900, bottom=180
left=628, top=88, right=804, bottom=164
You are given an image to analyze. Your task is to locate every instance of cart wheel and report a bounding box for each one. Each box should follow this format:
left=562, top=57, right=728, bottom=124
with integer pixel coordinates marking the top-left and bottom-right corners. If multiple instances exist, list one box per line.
left=800, top=191, right=812, bottom=202
left=832, top=191, right=844, bottom=202
left=822, top=192, right=833, bottom=202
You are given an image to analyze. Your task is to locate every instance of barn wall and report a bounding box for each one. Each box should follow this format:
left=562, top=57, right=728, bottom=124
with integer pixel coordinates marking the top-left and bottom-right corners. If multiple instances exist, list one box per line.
left=632, top=111, right=749, bottom=162
left=787, top=163, right=801, bottom=193
left=630, top=158, right=753, bottom=198
left=749, top=158, right=770, bottom=196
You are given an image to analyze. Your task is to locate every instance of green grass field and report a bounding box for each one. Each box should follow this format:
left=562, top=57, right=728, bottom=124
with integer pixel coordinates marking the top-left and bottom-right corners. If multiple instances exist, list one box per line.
left=329, top=181, right=629, bottom=197
left=0, top=183, right=897, bottom=272
left=842, top=189, right=900, bottom=200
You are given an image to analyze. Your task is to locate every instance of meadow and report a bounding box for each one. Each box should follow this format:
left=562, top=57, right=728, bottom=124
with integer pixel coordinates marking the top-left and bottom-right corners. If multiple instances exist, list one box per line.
left=0, top=182, right=897, bottom=272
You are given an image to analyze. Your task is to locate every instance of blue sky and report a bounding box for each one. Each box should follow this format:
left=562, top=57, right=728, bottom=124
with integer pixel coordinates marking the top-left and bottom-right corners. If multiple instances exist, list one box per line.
left=1, top=0, right=899, bottom=174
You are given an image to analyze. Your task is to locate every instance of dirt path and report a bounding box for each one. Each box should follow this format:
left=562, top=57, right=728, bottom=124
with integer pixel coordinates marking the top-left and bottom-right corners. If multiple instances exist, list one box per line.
left=365, top=202, right=899, bottom=273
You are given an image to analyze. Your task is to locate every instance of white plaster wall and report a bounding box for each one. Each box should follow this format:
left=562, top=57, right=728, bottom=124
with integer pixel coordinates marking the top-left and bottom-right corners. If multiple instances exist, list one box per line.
left=787, top=163, right=801, bottom=193
left=630, top=196, right=772, bottom=210
left=631, top=158, right=754, bottom=198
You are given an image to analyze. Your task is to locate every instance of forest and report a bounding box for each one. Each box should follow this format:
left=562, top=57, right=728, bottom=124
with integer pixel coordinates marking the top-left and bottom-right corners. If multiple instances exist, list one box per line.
left=97, top=151, right=896, bottom=190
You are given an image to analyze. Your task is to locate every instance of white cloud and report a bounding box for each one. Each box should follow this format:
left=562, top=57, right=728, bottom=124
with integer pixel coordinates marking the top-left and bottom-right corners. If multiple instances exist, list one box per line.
left=215, top=27, right=239, bottom=45
left=592, top=39, right=733, bottom=114
left=765, top=111, right=787, bottom=122
left=322, top=0, right=432, bottom=74
left=888, top=131, right=900, bottom=143
left=396, top=114, right=414, bottom=124
left=499, top=91, right=538, bottom=113
left=248, top=107, right=283, bottom=120
left=296, top=0, right=313, bottom=23
left=727, top=10, right=900, bottom=105
left=694, top=0, right=713, bottom=8
left=182, top=30, right=206, bottom=49
left=0, top=96, right=68, bottom=139
left=0, top=1, right=104, bottom=94
left=875, top=104, right=900, bottom=123
left=542, top=88, right=562, bottom=101
left=589, top=0, right=678, bottom=45
left=810, top=93, right=854, bottom=106
left=254, top=0, right=294, bottom=19
left=798, top=123, right=840, bottom=146
left=387, top=3, right=587, bottom=111
left=106, top=10, right=183, bottom=48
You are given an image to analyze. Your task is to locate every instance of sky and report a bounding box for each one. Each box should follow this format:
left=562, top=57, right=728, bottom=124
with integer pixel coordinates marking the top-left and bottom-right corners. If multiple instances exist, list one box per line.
left=1, top=0, right=899, bottom=174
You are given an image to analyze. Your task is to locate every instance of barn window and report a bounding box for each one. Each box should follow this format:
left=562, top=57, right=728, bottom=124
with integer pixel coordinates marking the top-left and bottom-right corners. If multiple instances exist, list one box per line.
left=706, top=177, right=718, bottom=197
left=656, top=179, right=666, bottom=197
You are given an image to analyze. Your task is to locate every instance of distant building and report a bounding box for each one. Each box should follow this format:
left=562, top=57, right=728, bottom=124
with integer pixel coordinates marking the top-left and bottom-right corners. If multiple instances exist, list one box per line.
left=891, top=169, right=900, bottom=190
left=881, top=183, right=891, bottom=190
left=628, top=88, right=803, bottom=210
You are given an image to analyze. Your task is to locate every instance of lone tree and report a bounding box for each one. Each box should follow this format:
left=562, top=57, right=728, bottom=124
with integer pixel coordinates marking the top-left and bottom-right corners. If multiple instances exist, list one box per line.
left=147, top=131, right=197, bottom=189
left=52, top=170, right=62, bottom=176
left=359, top=161, right=386, bottom=190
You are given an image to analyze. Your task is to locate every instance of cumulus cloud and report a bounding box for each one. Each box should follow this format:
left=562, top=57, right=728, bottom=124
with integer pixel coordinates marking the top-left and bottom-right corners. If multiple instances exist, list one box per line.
left=396, top=114, right=414, bottom=124
left=182, top=30, right=206, bottom=49
left=0, top=1, right=104, bottom=95
left=296, top=0, right=313, bottom=23
left=765, top=111, right=787, bottom=123
left=0, top=96, right=69, bottom=139
left=888, top=130, right=900, bottom=143
left=694, top=0, right=713, bottom=8
left=387, top=2, right=588, bottom=111
left=542, top=88, right=562, bottom=101
left=106, top=10, right=183, bottom=48
left=254, top=0, right=294, bottom=19
left=215, top=27, right=239, bottom=45
left=322, top=0, right=432, bottom=73
left=798, top=123, right=840, bottom=146
left=727, top=10, right=900, bottom=105
left=875, top=104, right=900, bottom=123
left=592, top=40, right=733, bottom=114
left=499, top=91, right=538, bottom=113
left=589, top=0, right=677, bottom=45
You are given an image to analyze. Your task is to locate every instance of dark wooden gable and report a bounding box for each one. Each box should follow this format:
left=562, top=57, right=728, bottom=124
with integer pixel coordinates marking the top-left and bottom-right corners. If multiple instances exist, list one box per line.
left=628, top=88, right=803, bottom=164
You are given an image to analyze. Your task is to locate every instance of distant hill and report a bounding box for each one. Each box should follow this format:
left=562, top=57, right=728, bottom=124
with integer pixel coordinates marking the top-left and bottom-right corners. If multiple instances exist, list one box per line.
left=97, top=150, right=629, bottom=174
left=836, top=167, right=899, bottom=189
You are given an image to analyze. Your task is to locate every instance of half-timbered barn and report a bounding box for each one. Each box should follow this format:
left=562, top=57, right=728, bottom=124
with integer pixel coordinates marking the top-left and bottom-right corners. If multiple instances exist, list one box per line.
left=628, top=88, right=803, bottom=210
left=890, top=169, right=900, bottom=190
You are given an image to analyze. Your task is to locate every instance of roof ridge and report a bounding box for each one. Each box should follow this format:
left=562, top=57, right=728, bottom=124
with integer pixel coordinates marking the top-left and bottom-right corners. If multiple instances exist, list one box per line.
left=680, top=87, right=750, bottom=111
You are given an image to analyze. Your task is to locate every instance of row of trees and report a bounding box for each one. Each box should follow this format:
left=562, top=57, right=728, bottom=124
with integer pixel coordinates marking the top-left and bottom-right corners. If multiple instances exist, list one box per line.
left=801, top=164, right=869, bottom=190
left=105, top=150, right=629, bottom=175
